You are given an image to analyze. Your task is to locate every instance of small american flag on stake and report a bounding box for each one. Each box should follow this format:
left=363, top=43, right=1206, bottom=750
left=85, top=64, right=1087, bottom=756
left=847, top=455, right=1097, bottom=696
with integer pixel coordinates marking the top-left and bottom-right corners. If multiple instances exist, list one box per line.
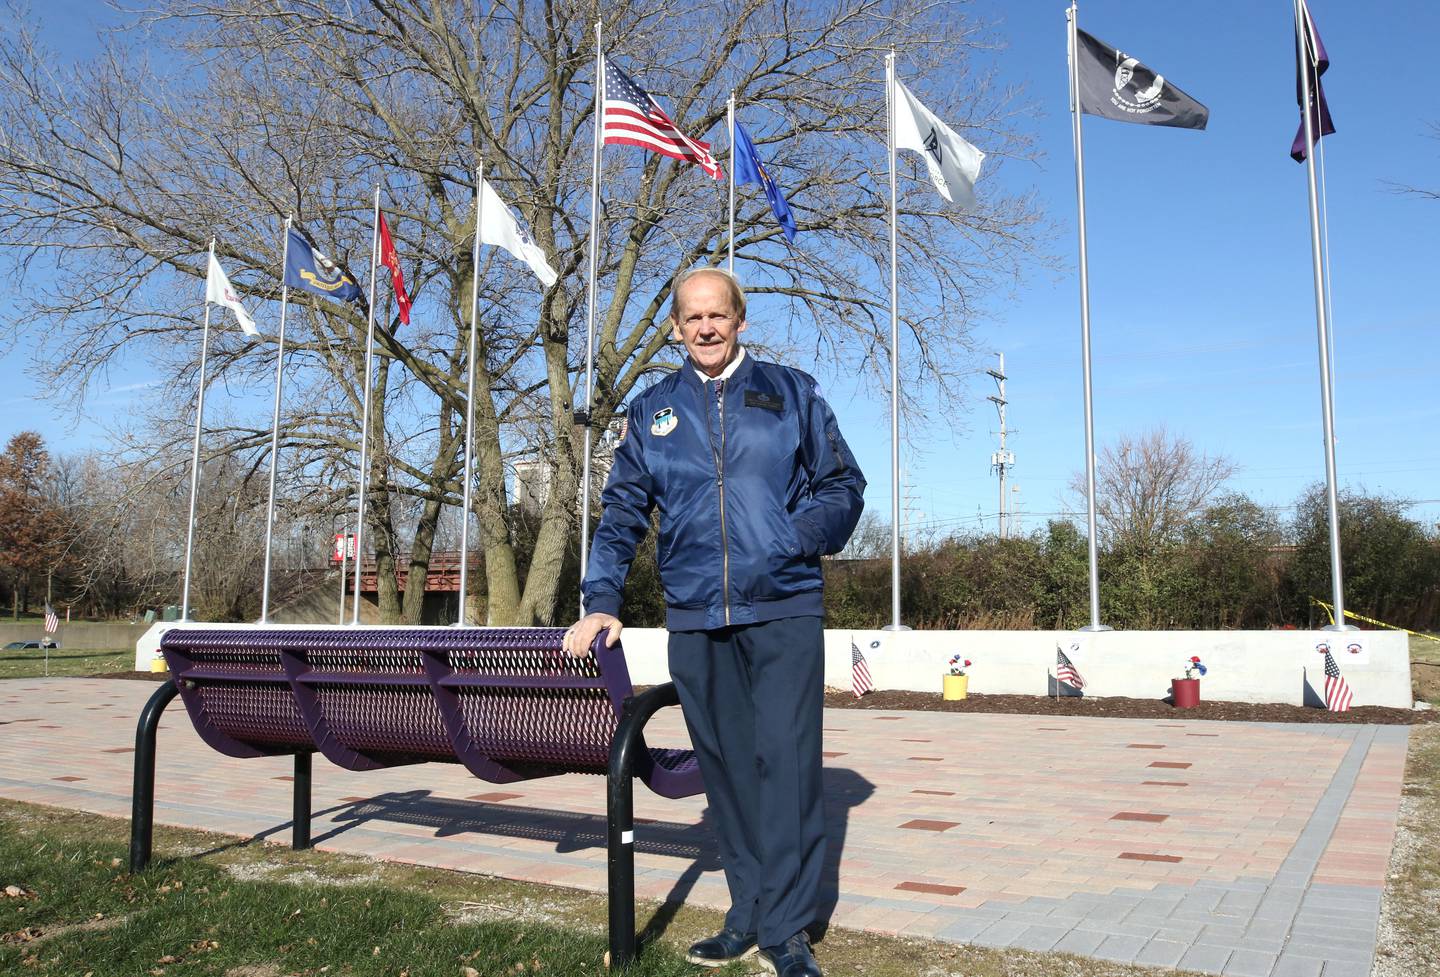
left=851, top=637, right=875, bottom=698
left=44, top=602, right=59, bottom=634
left=601, top=57, right=723, bottom=179
left=1056, top=644, right=1085, bottom=690
left=1319, top=643, right=1353, bottom=712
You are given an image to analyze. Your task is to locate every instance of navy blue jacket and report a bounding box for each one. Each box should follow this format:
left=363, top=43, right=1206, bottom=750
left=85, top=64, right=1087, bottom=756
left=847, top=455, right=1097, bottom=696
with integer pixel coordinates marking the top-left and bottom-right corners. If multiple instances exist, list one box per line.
left=582, top=353, right=866, bottom=631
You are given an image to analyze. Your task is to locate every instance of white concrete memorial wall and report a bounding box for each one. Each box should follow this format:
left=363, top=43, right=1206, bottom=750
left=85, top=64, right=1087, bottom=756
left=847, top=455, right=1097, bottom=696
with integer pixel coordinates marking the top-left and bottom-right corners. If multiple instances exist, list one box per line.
left=137, top=623, right=1413, bottom=708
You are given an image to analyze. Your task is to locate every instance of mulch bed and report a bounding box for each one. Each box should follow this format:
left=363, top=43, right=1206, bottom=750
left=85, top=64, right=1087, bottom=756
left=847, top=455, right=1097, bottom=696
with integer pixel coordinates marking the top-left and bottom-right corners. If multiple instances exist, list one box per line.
left=99, top=669, right=1432, bottom=725
left=823, top=688, right=1436, bottom=724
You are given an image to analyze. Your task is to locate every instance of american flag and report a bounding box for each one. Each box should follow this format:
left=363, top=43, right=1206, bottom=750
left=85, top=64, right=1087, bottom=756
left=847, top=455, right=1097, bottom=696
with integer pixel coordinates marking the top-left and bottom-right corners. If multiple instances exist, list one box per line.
left=1056, top=644, right=1085, bottom=690
left=43, top=602, right=58, bottom=634
left=601, top=57, right=722, bottom=179
left=851, top=638, right=874, bottom=698
left=1320, top=644, right=1353, bottom=712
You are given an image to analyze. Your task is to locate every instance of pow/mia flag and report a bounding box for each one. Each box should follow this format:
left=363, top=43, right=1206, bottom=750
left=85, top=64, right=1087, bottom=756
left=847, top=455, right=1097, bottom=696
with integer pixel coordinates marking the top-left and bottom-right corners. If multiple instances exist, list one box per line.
left=1074, top=28, right=1208, bottom=130
left=892, top=78, right=984, bottom=210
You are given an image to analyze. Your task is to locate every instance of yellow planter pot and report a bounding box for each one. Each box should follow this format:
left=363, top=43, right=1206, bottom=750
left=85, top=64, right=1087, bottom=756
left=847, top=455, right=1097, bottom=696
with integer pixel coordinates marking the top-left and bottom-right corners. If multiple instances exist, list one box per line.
left=942, top=673, right=969, bottom=700
left=149, top=656, right=168, bottom=674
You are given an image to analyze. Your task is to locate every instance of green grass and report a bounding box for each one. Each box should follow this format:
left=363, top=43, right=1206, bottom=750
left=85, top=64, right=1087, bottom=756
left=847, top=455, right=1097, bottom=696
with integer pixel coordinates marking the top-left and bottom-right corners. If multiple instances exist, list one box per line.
left=0, top=803, right=725, bottom=977
left=1411, top=632, right=1440, bottom=666
left=0, top=801, right=1214, bottom=977
left=1410, top=633, right=1440, bottom=708
left=0, top=648, right=131, bottom=680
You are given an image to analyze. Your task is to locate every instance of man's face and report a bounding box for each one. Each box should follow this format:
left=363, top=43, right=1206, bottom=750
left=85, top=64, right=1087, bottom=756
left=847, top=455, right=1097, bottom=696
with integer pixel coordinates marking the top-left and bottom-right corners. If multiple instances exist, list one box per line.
left=670, top=272, right=747, bottom=378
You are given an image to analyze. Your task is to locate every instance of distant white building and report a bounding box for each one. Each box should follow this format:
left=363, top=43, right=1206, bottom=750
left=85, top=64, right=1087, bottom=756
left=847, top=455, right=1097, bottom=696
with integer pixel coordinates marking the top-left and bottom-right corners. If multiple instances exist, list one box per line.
left=510, top=419, right=622, bottom=514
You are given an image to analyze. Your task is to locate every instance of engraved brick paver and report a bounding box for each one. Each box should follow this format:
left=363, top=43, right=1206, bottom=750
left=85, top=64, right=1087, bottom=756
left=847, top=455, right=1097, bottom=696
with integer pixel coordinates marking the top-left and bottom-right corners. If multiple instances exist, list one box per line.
left=0, top=678, right=1410, bottom=977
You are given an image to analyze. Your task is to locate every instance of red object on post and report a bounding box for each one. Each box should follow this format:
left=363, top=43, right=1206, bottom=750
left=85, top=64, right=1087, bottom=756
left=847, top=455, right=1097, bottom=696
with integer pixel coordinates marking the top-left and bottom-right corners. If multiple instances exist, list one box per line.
left=1171, top=678, right=1200, bottom=709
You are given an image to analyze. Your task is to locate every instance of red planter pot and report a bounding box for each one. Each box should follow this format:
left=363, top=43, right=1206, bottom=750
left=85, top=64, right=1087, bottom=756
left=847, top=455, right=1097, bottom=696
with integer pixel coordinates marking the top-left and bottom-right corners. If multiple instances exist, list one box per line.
left=1172, top=678, right=1200, bottom=709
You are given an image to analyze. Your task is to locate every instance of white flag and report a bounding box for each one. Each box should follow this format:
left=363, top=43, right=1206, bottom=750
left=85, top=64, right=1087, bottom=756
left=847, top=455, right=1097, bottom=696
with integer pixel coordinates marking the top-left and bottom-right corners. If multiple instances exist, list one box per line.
left=893, top=79, right=985, bottom=210
left=478, top=179, right=558, bottom=289
left=205, top=253, right=260, bottom=336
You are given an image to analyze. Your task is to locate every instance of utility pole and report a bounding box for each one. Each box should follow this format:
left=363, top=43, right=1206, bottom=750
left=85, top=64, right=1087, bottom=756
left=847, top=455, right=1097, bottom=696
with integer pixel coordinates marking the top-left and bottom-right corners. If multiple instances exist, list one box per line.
left=987, top=353, right=1015, bottom=539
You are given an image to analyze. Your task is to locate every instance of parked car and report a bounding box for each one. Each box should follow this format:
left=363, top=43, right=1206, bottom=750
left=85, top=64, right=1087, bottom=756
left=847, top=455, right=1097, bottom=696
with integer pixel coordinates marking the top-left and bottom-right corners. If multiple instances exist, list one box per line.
left=3, top=639, right=57, bottom=651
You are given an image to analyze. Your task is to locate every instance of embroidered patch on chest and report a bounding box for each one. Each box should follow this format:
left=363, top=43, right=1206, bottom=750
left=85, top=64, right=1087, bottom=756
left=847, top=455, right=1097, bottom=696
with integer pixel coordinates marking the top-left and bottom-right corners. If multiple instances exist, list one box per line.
left=651, top=407, right=678, bottom=437
left=744, top=390, right=785, bottom=412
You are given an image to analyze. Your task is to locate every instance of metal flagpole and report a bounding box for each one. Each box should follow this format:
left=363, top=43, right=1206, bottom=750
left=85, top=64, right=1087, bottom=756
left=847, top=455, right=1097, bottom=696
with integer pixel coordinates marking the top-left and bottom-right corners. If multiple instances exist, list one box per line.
left=727, top=92, right=736, bottom=273
left=259, top=215, right=293, bottom=623
left=337, top=528, right=348, bottom=624
left=579, top=19, right=603, bottom=617
left=1296, top=0, right=1351, bottom=631
left=458, top=163, right=483, bottom=626
left=181, top=239, right=217, bottom=621
left=884, top=51, right=906, bottom=632
left=351, top=186, right=382, bottom=624
left=1067, top=2, right=1108, bottom=632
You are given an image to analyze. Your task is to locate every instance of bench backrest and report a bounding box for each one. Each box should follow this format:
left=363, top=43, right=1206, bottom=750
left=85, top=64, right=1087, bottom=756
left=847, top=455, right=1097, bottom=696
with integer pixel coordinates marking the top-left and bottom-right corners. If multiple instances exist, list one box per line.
left=160, top=627, right=640, bottom=785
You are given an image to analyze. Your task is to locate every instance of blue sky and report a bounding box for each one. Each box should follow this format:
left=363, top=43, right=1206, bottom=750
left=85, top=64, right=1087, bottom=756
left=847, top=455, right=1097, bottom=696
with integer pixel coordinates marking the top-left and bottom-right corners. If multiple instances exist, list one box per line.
left=838, top=0, right=1440, bottom=538
left=4, top=1, right=1438, bottom=542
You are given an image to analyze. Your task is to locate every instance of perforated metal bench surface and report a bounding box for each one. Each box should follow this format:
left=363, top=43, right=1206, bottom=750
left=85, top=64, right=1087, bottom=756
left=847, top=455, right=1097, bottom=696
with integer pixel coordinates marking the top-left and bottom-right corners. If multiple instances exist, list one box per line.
left=132, top=625, right=701, bottom=966
left=157, top=626, right=701, bottom=797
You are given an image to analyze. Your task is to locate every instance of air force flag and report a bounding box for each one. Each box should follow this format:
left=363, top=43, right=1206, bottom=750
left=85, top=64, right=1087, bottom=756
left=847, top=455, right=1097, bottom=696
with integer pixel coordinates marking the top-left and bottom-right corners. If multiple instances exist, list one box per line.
left=893, top=79, right=985, bottom=211
left=733, top=121, right=797, bottom=243
left=284, top=228, right=362, bottom=304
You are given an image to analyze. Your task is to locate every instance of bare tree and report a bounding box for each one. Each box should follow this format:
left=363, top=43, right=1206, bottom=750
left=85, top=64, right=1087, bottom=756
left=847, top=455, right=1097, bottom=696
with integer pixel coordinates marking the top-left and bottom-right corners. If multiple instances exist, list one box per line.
left=1386, top=121, right=1440, bottom=200
left=1069, top=427, right=1237, bottom=555
left=0, top=0, right=1048, bottom=624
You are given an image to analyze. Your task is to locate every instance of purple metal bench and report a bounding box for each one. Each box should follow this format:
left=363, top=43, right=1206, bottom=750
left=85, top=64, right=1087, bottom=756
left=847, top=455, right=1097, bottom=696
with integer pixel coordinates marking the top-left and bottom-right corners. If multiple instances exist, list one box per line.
left=127, top=626, right=702, bottom=965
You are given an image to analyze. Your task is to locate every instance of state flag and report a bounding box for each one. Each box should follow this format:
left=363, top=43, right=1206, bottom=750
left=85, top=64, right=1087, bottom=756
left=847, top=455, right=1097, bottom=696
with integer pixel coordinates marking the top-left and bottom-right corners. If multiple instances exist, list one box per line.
left=1073, top=28, right=1209, bottom=130
left=893, top=79, right=985, bottom=210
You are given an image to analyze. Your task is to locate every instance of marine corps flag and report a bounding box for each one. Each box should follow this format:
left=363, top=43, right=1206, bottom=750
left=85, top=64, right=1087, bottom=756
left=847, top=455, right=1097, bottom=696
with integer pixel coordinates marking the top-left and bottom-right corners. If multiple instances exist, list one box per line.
left=1074, top=28, right=1209, bottom=130
left=376, top=212, right=412, bottom=324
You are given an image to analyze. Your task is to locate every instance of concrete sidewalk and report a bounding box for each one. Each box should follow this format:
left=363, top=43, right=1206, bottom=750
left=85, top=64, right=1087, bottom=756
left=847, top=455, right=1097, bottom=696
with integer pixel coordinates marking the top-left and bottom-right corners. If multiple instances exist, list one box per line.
left=0, top=678, right=1408, bottom=976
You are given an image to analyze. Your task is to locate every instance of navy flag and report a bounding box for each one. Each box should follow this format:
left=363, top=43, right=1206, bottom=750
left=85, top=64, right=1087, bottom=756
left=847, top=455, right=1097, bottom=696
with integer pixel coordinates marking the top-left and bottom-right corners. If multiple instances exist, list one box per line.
left=1074, top=28, right=1208, bottom=130
left=733, top=121, right=797, bottom=243
left=284, top=228, right=362, bottom=304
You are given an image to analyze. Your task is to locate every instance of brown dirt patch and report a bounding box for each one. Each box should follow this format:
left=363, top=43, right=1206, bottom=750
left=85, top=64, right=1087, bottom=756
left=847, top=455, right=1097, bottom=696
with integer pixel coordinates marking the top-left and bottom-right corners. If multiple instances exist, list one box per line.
left=1414, top=660, right=1440, bottom=705
left=94, top=670, right=169, bottom=682
left=823, top=688, right=1436, bottom=724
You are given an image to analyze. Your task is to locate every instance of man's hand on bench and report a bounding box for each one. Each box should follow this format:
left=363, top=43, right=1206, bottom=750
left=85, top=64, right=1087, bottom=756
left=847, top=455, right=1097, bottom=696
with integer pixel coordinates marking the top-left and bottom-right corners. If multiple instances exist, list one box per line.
left=564, top=613, right=623, bottom=657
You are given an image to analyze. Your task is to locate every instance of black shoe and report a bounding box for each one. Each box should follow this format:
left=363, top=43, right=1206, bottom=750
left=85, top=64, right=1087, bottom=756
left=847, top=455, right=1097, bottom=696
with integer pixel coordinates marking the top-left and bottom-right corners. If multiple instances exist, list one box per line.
left=758, top=932, right=822, bottom=977
left=685, top=927, right=758, bottom=967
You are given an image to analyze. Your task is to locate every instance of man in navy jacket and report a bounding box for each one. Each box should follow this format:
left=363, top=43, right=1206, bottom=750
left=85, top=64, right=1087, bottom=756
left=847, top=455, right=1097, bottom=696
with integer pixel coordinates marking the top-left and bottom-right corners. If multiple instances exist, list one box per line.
left=564, top=268, right=865, bottom=977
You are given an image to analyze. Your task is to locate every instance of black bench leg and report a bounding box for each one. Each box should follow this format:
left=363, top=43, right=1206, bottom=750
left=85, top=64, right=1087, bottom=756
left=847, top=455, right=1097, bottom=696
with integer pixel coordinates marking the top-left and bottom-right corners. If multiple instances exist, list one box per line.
left=608, top=704, right=642, bottom=967
left=292, top=752, right=312, bottom=850
left=128, top=680, right=179, bottom=873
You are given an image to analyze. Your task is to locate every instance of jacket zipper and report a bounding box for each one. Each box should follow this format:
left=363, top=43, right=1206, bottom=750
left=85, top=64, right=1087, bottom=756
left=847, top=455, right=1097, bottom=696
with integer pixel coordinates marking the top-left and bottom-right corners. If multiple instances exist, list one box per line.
left=705, top=380, right=732, bottom=626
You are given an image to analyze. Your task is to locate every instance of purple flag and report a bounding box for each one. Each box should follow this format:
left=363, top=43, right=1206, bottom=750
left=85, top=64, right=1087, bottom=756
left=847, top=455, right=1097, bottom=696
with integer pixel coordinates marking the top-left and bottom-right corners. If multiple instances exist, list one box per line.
left=1291, top=0, right=1335, bottom=162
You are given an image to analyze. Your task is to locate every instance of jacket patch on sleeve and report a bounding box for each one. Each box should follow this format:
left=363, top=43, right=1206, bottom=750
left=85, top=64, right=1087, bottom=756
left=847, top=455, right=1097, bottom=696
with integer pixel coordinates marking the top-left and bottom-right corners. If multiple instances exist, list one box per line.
left=744, top=390, right=784, bottom=412
left=651, top=407, right=678, bottom=437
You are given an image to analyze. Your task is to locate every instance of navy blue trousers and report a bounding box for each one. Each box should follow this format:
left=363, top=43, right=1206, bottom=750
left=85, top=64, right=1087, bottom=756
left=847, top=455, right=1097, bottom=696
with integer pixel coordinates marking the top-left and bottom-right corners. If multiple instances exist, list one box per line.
left=667, top=616, right=826, bottom=947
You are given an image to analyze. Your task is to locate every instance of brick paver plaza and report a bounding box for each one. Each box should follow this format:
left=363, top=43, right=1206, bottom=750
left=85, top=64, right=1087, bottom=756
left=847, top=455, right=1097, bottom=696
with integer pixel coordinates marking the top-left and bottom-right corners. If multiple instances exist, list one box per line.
left=0, top=678, right=1409, bottom=976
